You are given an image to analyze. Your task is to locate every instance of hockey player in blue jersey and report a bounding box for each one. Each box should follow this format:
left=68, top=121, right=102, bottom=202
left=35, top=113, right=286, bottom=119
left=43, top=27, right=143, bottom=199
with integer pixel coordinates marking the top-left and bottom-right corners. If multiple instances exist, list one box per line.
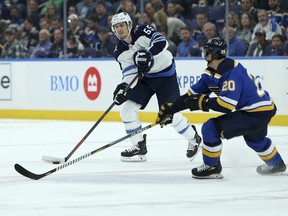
left=157, top=37, right=286, bottom=178
left=111, top=12, right=201, bottom=162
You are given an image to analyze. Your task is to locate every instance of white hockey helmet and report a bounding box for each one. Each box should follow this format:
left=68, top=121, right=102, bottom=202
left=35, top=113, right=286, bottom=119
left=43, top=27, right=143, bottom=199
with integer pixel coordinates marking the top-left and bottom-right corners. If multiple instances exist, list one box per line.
left=111, top=12, right=132, bottom=34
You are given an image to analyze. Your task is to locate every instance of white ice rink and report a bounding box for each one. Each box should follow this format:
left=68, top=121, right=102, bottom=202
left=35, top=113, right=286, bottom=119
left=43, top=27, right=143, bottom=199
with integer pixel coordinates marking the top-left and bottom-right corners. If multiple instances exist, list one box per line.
left=1, top=119, right=288, bottom=216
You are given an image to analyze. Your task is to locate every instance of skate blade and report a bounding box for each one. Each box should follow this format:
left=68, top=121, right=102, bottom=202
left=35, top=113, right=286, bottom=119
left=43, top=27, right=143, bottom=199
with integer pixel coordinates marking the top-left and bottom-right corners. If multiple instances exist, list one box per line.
left=258, top=171, right=288, bottom=176
left=192, top=173, right=224, bottom=179
left=121, top=155, right=147, bottom=162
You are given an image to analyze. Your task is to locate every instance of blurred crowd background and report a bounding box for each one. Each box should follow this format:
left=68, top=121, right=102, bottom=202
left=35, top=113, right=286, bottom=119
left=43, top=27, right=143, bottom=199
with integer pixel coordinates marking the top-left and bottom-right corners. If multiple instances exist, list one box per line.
left=0, top=0, right=288, bottom=59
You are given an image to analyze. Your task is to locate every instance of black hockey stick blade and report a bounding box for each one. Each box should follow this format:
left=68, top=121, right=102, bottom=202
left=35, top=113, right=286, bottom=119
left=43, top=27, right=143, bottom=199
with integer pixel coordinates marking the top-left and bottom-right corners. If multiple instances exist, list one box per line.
left=41, top=75, right=139, bottom=164
left=15, top=122, right=157, bottom=180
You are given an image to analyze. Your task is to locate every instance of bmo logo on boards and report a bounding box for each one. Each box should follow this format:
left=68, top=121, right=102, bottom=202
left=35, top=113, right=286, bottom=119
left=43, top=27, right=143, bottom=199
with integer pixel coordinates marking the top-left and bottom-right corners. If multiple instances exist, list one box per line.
left=83, top=67, right=101, bottom=100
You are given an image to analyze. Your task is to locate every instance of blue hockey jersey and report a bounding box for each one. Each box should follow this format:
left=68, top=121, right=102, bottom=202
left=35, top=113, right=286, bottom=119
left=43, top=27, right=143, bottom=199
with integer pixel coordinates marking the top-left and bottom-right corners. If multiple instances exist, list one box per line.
left=191, top=58, right=275, bottom=112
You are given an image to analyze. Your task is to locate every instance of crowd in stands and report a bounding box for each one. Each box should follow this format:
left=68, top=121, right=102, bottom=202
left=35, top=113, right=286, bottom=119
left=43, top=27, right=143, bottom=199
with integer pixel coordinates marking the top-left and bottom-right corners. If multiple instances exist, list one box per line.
left=0, top=0, right=288, bottom=59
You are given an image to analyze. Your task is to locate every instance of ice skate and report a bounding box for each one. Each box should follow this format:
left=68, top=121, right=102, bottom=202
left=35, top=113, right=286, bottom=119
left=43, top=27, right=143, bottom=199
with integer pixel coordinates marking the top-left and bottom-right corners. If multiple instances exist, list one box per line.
left=121, top=134, right=147, bottom=162
left=187, top=125, right=202, bottom=161
left=256, top=161, right=286, bottom=175
left=192, top=162, right=223, bottom=179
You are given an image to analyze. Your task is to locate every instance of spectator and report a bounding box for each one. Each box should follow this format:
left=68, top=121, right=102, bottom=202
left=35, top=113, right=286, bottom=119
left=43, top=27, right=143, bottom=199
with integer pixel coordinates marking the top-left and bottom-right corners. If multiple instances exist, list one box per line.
left=123, top=0, right=138, bottom=23
left=150, top=0, right=165, bottom=12
left=176, top=26, right=199, bottom=57
left=267, top=34, right=287, bottom=56
left=67, top=14, right=84, bottom=43
left=48, top=29, right=64, bottom=58
left=246, top=29, right=272, bottom=56
left=200, top=22, right=219, bottom=47
left=2, top=28, right=26, bottom=58
left=39, top=17, right=51, bottom=31
left=267, top=0, right=285, bottom=25
left=137, top=12, right=157, bottom=30
left=223, top=26, right=247, bottom=56
left=76, top=0, right=96, bottom=21
left=30, top=29, right=52, bottom=58
left=164, top=2, right=184, bottom=21
left=94, top=0, right=109, bottom=28
left=145, top=2, right=156, bottom=19
left=9, top=6, right=24, bottom=29
left=158, top=28, right=177, bottom=56
left=20, top=18, right=39, bottom=56
left=251, top=9, right=282, bottom=43
left=79, top=14, right=100, bottom=49
left=10, top=0, right=27, bottom=19
left=68, top=5, right=78, bottom=15
left=154, top=8, right=186, bottom=44
left=192, top=12, right=208, bottom=44
left=65, top=36, right=79, bottom=58
left=228, top=11, right=240, bottom=34
left=237, top=11, right=256, bottom=49
left=240, top=0, right=259, bottom=22
left=43, top=3, right=61, bottom=23
left=96, top=27, right=118, bottom=57
left=27, top=0, right=41, bottom=30
left=50, top=17, right=63, bottom=33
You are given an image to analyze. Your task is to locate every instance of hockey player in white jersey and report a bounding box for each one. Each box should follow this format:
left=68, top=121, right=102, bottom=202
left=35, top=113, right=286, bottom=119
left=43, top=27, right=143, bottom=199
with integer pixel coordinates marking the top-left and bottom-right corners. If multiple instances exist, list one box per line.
left=111, top=12, right=201, bottom=162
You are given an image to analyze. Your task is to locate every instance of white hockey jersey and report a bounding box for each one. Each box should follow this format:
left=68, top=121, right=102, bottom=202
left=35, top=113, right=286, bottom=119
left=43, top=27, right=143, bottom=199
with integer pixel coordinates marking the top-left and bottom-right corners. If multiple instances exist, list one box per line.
left=114, top=25, right=175, bottom=84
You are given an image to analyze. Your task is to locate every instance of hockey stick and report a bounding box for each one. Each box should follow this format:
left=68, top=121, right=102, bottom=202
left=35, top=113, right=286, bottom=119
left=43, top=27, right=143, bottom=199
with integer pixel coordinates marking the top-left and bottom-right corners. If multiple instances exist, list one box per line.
left=15, top=122, right=158, bottom=180
left=42, top=75, right=139, bottom=164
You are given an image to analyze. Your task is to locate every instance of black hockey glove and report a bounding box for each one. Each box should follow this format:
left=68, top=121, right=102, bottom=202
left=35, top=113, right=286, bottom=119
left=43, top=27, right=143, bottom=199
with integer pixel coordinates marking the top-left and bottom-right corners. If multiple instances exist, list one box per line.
left=113, top=83, right=131, bottom=105
left=133, top=49, right=154, bottom=78
left=185, top=94, right=209, bottom=112
left=156, top=103, right=176, bottom=127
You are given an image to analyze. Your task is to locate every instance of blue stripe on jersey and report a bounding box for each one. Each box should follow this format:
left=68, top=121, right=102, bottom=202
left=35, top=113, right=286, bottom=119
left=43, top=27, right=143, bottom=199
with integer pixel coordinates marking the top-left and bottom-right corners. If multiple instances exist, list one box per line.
left=122, top=65, right=135, bottom=74
left=144, top=61, right=176, bottom=78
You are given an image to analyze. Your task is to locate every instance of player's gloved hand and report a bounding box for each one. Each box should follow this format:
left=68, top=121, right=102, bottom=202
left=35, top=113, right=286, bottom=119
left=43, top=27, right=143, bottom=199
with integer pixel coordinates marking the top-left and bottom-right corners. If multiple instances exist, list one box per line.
left=133, top=50, right=154, bottom=78
left=156, top=103, right=176, bottom=127
left=113, top=83, right=131, bottom=105
left=185, top=94, right=209, bottom=112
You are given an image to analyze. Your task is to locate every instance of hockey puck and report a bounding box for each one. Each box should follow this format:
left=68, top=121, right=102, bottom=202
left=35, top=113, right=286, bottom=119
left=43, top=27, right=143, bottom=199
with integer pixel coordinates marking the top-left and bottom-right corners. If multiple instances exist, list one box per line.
left=53, top=161, right=60, bottom=164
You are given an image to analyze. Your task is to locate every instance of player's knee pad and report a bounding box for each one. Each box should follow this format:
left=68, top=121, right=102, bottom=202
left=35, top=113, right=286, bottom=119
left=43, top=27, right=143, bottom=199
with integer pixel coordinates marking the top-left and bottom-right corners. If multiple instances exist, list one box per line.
left=202, top=119, right=221, bottom=145
left=120, top=100, right=141, bottom=122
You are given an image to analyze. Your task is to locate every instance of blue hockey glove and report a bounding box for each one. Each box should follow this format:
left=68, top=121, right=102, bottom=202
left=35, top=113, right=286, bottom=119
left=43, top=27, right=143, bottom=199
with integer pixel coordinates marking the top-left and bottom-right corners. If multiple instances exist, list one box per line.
left=113, top=83, right=131, bottom=105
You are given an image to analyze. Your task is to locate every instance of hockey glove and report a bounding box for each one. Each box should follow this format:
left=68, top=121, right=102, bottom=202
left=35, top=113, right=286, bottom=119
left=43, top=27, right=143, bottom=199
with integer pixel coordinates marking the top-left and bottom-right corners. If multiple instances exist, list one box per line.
left=185, top=94, right=209, bottom=112
left=156, top=103, right=176, bottom=127
left=133, top=49, right=154, bottom=78
left=113, top=83, right=131, bottom=105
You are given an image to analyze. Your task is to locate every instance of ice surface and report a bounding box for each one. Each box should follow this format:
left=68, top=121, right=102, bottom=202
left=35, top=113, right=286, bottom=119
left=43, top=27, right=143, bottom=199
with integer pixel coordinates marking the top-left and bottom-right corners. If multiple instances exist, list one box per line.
left=1, top=119, right=288, bottom=216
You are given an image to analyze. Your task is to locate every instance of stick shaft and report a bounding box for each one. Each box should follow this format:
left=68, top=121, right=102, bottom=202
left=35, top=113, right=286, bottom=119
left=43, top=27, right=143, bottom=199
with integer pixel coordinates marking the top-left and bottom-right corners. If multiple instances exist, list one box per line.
left=15, top=122, right=157, bottom=180
left=64, top=75, right=138, bottom=162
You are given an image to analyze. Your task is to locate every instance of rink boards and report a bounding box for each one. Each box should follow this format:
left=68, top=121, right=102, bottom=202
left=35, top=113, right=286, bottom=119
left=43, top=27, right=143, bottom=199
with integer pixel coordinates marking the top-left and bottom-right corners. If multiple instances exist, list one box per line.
left=0, top=57, right=287, bottom=126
